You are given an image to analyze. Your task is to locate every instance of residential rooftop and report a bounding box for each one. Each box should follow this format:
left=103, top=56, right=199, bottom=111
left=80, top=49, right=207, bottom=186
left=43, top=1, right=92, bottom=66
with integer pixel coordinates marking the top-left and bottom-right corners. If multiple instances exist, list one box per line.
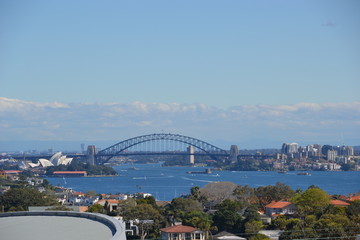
left=0, top=211, right=126, bottom=240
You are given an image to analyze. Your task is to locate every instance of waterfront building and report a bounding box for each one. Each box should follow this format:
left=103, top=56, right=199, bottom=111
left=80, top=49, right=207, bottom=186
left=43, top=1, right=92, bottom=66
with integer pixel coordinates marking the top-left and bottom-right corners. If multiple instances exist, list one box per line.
left=49, top=152, right=73, bottom=166
left=52, top=171, right=87, bottom=177
left=28, top=152, right=73, bottom=168
left=326, top=163, right=341, bottom=170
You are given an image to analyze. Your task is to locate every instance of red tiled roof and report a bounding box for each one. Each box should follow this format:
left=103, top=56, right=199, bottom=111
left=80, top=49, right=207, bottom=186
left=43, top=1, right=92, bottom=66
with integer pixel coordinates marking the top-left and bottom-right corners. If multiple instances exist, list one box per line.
left=347, top=195, right=360, bottom=202
left=96, top=199, right=119, bottom=204
left=3, top=170, right=22, bottom=174
left=73, top=191, right=84, bottom=195
left=338, top=195, right=347, bottom=200
left=265, top=201, right=292, bottom=209
left=161, top=225, right=198, bottom=233
left=330, top=199, right=350, bottom=206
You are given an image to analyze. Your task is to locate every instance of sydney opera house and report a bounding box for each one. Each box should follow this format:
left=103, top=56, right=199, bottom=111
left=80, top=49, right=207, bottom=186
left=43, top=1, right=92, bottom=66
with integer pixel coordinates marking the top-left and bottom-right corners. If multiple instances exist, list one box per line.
left=28, top=152, right=73, bottom=168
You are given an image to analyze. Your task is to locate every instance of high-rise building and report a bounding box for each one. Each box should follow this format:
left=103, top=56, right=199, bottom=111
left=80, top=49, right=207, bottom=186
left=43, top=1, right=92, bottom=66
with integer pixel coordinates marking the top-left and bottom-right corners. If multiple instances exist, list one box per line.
left=306, top=145, right=313, bottom=152
left=345, top=146, right=354, bottom=156
left=327, top=149, right=337, bottom=161
left=341, top=146, right=354, bottom=156
left=281, top=143, right=298, bottom=154
left=313, top=144, right=322, bottom=157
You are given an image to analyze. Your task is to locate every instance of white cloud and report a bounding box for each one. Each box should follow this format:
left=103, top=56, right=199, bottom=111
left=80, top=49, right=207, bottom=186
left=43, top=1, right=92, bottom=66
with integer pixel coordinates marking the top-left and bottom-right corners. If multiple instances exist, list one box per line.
left=136, top=121, right=152, bottom=127
left=0, top=97, right=359, bottom=147
left=0, top=97, right=69, bottom=112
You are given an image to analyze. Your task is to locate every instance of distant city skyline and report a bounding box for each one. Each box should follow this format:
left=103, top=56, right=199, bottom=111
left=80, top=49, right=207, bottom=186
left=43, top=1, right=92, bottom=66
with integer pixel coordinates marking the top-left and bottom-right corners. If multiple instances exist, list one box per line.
left=1, top=1, right=359, bottom=150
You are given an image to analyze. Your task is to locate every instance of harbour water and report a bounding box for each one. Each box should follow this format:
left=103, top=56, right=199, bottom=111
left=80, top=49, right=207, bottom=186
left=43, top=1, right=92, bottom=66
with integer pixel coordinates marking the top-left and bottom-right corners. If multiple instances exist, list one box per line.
left=45, top=163, right=360, bottom=201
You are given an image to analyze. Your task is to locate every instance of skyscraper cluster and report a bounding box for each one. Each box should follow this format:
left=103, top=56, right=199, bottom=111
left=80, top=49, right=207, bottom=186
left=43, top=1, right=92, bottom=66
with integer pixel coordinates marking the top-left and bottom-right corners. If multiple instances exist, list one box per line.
left=281, top=142, right=354, bottom=160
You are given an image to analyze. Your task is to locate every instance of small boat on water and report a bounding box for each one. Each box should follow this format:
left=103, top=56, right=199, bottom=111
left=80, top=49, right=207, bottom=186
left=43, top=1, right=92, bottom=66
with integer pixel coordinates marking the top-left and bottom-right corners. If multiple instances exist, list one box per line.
left=297, top=172, right=311, bottom=176
left=128, top=167, right=139, bottom=170
left=187, top=168, right=212, bottom=174
left=133, top=176, right=147, bottom=180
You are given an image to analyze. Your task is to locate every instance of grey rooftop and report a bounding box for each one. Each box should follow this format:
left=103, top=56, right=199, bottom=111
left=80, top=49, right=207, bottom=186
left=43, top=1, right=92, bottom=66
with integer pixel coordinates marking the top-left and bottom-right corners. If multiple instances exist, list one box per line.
left=0, top=211, right=126, bottom=240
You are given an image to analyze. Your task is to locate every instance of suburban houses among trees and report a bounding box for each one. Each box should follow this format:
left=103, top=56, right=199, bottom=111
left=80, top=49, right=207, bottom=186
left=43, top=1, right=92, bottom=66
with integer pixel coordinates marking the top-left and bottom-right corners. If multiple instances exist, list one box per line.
left=1, top=170, right=360, bottom=239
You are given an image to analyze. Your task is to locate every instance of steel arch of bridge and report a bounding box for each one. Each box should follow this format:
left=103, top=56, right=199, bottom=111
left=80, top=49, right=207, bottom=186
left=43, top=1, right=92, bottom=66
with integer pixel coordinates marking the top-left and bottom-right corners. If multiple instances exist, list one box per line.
left=97, top=133, right=228, bottom=163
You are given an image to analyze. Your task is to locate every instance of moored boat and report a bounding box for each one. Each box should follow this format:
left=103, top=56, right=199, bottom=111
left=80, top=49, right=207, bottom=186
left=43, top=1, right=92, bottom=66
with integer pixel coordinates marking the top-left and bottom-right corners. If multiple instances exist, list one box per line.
left=297, top=172, right=311, bottom=176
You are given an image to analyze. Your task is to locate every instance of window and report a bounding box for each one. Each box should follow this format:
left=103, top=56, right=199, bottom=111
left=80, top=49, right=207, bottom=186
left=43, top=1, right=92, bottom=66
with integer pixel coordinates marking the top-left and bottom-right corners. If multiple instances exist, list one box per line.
left=185, top=233, right=191, bottom=240
left=195, top=233, right=201, bottom=240
left=172, top=233, right=178, bottom=240
left=125, top=222, right=131, bottom=229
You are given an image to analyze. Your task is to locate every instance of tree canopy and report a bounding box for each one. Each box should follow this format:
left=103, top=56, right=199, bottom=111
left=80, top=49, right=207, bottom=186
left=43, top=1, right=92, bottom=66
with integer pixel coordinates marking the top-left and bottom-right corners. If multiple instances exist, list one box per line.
left=182, top=210, right=213, bottom=237
left=213, top=199, right=242, bottom=232
left=347, top=200, right=360, bottom=216
left=87, top=203, right=105, bottom=213
left=254, top=182, right=295, bottom=210
left=121, top=203, right=164, bottom=240
left=291, top=187, right=330, bottom=215
left=0, top=187, right=57, bottom=212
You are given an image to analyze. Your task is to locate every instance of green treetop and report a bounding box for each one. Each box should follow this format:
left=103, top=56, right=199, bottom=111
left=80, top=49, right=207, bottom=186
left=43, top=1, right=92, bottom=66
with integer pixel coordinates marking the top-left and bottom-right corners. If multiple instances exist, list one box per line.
left=291, top=187, right=330, bottom=215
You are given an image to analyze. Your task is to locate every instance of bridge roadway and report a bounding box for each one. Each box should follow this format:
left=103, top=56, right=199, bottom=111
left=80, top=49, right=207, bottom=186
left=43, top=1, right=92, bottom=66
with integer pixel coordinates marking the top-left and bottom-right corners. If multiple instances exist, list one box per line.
left=8, top=152, right=274, bottom=161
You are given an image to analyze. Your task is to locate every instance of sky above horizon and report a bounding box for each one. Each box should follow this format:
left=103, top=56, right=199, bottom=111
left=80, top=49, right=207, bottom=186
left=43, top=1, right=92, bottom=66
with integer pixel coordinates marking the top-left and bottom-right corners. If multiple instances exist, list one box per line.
left=1, top=1, right=359, bottom=150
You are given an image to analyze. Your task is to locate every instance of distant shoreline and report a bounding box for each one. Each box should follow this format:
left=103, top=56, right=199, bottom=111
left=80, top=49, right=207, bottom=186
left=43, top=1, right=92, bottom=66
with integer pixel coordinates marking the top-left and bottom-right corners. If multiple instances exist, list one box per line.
left=45, top=174, right=118, bottom=178
left=85, top=174, right=119, bottom=177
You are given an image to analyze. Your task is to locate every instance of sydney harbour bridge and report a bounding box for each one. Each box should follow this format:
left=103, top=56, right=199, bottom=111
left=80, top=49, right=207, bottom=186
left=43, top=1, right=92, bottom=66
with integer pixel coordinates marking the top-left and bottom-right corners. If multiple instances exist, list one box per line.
left=88, top=133, right=237, bottom=165
left=11, top=133, right=247, bottom=165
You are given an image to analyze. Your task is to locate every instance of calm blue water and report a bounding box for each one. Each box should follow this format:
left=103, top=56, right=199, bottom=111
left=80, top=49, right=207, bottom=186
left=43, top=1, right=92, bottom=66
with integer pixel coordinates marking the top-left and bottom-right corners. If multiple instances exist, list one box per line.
left=45, top=163, right=360, bottom=201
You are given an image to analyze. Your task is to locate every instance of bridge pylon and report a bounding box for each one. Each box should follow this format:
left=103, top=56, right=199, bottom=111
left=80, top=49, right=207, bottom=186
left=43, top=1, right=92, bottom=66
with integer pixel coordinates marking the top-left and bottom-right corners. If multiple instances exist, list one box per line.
left=87, top=145, right=96, bottom=165
left=230, top=145, right=239, bottom=163
left=187, top=146, right=195, bottom=165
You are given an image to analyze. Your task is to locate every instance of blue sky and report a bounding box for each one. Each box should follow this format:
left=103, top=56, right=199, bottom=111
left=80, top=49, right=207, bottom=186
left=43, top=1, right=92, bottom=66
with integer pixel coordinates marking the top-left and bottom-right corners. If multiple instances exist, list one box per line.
left=0, top=1, right=359, bottom=150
